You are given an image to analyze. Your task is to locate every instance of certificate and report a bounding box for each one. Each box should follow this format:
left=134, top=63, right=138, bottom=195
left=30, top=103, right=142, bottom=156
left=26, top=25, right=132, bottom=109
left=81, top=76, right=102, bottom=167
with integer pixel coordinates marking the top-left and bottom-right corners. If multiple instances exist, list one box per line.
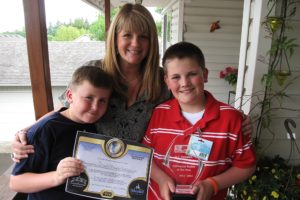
left=66, top=131, right=153, bottom=200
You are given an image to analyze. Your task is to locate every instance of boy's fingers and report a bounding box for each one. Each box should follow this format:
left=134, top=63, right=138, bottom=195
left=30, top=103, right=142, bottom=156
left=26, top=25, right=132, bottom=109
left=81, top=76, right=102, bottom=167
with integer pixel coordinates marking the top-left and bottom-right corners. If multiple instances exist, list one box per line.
left=168, top=182, right=176, bottom=193
left=61, top=157, right=84, bottom=171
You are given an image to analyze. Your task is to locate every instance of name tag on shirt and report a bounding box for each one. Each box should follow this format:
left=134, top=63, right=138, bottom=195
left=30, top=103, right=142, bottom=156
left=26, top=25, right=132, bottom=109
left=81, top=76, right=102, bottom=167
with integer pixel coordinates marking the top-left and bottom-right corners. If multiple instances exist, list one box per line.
left=186, top=135, right=213, bottom=160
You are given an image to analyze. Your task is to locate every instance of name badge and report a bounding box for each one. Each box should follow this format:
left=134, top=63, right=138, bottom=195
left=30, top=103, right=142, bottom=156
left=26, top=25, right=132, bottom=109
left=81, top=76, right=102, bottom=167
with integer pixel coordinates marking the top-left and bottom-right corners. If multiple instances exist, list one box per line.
left=186, top=135, right=213, bottom=160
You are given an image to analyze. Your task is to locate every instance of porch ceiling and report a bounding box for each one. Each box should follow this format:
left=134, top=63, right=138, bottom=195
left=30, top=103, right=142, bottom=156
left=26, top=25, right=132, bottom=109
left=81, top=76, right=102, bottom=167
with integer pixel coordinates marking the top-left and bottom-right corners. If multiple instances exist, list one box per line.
left=82, top=0, right=167, bottom=10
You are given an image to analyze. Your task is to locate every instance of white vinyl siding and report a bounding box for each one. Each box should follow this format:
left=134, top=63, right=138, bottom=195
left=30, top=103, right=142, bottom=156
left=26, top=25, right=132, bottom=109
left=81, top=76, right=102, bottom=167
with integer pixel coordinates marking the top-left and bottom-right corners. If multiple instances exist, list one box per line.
left=260, top=5, right=300, bottom=163
left=169, top=1, right=181, bottom=44
left=183, top=0, right=243, bottom=103
left=236, top=0, right=300, bottom=163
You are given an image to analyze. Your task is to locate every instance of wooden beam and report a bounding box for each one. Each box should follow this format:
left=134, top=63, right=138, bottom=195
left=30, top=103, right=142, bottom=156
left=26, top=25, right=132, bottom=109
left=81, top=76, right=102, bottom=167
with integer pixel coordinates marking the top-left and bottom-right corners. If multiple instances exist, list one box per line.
left=105, top=0, right=111, bottom=34
left=23, top=0, right=53, bottom=120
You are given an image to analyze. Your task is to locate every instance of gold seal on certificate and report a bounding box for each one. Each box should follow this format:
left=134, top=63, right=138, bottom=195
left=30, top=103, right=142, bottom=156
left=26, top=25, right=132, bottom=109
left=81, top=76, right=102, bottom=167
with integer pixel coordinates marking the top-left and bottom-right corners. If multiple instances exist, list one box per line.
left=66, top=131, right=153, bottom=200
left=105, top=138, right=125, bottom=158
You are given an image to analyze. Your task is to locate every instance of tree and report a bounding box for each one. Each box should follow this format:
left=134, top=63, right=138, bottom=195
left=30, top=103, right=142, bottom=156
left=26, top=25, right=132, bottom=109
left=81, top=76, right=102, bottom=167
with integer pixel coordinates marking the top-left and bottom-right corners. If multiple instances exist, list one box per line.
left=48, top=21, right=65, bottom=40
left=52, top=26, right=88, bottom=41
left=72, top=18, right=90, bottom=29
left=1, top=28, right=26, bottom=37
left=89, top=14, right=105, bottom=41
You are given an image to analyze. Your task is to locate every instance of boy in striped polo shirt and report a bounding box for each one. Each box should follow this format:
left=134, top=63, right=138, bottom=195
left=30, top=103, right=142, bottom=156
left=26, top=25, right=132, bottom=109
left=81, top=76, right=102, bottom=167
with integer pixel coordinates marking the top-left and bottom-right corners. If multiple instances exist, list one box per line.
left=142, top=42, right=256, bottom=200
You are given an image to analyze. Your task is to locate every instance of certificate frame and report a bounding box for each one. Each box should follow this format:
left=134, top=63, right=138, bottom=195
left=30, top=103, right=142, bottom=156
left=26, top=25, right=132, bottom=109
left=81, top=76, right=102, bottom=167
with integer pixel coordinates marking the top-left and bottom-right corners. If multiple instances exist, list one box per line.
left=66, top=131, right=153, bottom=200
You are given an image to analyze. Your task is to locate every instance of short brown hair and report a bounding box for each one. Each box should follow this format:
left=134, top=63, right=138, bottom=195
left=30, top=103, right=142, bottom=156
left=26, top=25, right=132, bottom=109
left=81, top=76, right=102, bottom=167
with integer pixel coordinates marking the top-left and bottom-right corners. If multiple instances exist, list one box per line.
left=70, top=66, right=113, bottom=90
left=162, top=42, right=206, bottom=72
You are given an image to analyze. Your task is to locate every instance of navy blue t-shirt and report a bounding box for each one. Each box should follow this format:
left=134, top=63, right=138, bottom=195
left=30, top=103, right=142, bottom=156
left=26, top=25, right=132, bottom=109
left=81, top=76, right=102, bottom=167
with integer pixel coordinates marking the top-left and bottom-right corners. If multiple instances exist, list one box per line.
left=12, top=110, right=97, bottom=200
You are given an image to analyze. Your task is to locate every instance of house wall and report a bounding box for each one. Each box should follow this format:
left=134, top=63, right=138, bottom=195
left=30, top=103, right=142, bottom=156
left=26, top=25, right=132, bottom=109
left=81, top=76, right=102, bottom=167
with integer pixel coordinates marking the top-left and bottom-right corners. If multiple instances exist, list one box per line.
left=169, top=1, right=181, bottom=44
left=0, top=86, right=67, bottom=142
left=235, top=0, right=271, bottom=114
left=0, top=40, right=104, bottom=145
left=234, top=0, right=300, bottom=163
left=258, top=3, right=300, bottom=164
left=182, top=0, right=244, bottom=103
left=0, top=87, right=35, bottom=142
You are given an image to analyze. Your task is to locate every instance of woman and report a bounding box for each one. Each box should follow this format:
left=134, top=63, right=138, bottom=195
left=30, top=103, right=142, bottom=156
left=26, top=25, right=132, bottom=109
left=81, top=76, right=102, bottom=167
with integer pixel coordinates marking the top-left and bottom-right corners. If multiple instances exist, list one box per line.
left=11, top=3, right=252, bottom=162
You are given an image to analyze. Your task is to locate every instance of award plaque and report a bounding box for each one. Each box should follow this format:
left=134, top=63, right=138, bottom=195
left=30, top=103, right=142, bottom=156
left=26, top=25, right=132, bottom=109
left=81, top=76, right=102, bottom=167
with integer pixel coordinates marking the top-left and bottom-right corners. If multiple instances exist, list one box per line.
left=66, top=131, right=153, bottom=200
left=162, top=134, right=210, bottom=200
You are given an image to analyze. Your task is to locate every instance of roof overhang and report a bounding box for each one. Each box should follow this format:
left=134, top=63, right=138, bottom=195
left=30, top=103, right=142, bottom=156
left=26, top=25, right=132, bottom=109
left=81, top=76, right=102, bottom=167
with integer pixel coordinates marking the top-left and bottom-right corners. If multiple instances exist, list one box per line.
left=82, top=0, right=168, bottom=10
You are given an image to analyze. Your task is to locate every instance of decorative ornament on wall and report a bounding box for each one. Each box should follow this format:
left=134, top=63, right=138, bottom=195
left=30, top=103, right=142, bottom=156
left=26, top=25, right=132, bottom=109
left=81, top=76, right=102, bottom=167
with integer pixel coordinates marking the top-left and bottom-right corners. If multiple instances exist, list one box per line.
left=210, top=20, right=221, bottom=32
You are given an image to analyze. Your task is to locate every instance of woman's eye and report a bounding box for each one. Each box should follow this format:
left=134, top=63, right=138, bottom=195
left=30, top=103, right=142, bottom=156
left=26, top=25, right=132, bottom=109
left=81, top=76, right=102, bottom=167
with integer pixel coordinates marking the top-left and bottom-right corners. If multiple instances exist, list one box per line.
left=171, top=76, right=180, bottom=80
left=123, top=33, right=131, bottom=38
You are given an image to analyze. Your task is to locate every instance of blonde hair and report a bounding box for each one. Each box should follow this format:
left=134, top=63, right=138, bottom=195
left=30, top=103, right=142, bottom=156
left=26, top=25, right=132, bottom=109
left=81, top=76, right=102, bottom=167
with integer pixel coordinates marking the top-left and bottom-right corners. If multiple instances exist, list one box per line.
left=103, top=3, right=161, bottom=102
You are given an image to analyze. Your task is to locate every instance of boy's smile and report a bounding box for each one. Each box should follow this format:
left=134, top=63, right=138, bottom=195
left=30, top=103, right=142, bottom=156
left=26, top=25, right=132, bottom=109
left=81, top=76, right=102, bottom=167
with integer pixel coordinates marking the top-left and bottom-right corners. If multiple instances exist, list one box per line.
left=164, top=58, right=208, bottom=113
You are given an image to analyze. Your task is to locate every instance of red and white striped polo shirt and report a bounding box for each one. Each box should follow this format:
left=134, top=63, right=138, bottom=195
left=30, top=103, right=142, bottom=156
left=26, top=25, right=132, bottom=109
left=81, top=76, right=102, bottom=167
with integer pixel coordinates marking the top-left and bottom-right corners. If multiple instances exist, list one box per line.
left=142, top=90, right=256, bottom=200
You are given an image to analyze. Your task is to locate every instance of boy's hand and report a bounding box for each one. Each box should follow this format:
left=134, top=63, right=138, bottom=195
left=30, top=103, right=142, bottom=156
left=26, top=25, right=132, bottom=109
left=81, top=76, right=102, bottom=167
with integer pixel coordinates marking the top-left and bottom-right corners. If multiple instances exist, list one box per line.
left=156, top=174, right=176, bottom=200
left=192, top=179, right=214, bottom=200
left=54, top=157, right=84, bottom=186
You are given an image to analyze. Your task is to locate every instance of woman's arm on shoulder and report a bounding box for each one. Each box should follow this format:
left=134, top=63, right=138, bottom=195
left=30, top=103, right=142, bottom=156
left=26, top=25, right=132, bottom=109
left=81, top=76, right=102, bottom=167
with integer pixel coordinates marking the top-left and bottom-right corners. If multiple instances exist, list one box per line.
left=11, top=104, right=63, bottom=162
left=242, top=114, right=253, bottom=136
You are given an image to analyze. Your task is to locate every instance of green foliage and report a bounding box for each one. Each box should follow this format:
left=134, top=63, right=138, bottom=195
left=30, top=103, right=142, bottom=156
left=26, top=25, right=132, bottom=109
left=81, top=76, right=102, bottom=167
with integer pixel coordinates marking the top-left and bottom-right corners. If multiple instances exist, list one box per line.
left=51, top=26, right=88, bottom=41
left=1, top=6, right=162, bottom=42
left=47, top=19, right=90, bottom=41
left=156, top=20, right=162, bottom=36
left=154, top=8, right=163, bottom=36
left=230, top=1, right=300, bottom=198
left=89, top=14, right=106, bottom=41
left=48, top=21, right=64, bottom=40
left=219, top=66, right=238, bottom=86
left=1, top=28, right=26, bottom=37
left=256, top=0, right=299, bottom=136
left=111, top=7, right=120, bottom=19
left=72, top=18, right=90, bottom=29
left=224, top=73, right=238, bottom=86
left=269, top=36, right=298, bottom=58
left=228, top=156, right=300, bottom=200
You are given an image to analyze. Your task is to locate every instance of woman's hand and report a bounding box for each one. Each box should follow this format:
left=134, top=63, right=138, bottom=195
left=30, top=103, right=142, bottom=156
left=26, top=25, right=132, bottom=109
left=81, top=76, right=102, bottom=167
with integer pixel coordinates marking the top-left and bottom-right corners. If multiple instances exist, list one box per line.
left=11, top=129, right=34, bottom=162
left=241, top=114, right=253, bottom=136
left=54, top=157, right=84, bottom=186
left=192, top=179, right=214, bottom=200
left=11, top=109, right=60, bottom=162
